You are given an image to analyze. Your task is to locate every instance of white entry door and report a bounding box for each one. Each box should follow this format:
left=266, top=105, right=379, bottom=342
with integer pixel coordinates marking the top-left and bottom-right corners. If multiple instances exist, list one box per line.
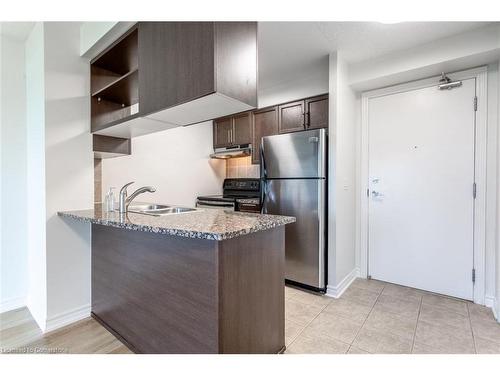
left=367, top=78, right=476, bottom=300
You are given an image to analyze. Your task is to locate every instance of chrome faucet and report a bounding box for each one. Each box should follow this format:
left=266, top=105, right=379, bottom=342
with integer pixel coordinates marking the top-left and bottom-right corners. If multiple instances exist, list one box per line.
left=119, top=181, right=156, bottom=213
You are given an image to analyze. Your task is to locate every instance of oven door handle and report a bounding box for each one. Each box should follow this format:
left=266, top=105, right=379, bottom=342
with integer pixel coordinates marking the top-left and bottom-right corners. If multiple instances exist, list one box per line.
left=196, top=200, right=235, bottom=208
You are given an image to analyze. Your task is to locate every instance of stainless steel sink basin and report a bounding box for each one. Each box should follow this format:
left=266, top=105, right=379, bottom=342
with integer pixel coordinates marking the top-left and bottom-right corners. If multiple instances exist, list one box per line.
left=128, top=203, right=171, bottom=211
left=128, top=204, right=197, bottom=216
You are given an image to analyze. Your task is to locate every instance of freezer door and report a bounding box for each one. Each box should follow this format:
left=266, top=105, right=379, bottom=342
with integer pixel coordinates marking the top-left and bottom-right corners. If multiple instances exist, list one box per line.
left=263, top=179, right=326, bottom=289
left=261, top=129, right=326, bottom=179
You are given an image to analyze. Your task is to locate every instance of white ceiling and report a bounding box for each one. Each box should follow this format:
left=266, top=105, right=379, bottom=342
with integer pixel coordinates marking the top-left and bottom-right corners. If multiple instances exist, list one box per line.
left=258, top=22, right=492, bottom=89
left=0, top=22, right=35, bottom=41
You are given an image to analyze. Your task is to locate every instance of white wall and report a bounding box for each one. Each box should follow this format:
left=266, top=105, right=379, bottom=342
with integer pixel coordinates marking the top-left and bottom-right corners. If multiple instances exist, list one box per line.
left=102, top=122, right=225, bottom=208
left=25, top=22, right=47, bottom=329
left=349, top=24, right=500, bottom=92
left=0, top=34, right=28, bottom=312
left=327, top=53, right=358, bottom=296
left=497, top=59, right=500, bottom=321
left=43, top=22, right=93, bottom=330
left=258, top=56, right=329, bottom=108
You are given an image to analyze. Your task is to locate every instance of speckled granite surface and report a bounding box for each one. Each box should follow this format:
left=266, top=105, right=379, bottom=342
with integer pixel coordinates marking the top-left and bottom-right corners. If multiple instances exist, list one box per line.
left=58, top=204, right=295, bottom=241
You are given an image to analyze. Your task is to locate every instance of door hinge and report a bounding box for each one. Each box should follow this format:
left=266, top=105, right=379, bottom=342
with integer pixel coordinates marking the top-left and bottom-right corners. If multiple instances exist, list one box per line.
left=472, top=268, right=476, bottom=283
left=367, top=188, right=370, bottom=197
left=473, top=182, right=477, bottom=199
left=474, top=96, right=478, bottom=111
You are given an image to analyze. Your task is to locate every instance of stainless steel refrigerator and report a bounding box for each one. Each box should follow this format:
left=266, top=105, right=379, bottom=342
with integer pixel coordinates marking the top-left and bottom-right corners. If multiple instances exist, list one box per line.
left=261, top=128, right=327, bottom=291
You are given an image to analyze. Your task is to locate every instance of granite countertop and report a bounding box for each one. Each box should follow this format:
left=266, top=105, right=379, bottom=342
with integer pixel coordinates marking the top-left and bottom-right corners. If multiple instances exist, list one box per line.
left=58, top=204, right=295, bottom=241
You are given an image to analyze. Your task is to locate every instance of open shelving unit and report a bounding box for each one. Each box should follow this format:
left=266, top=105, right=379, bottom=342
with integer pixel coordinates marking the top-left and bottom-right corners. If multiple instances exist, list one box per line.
left=91, top=26, right=139, bottom=133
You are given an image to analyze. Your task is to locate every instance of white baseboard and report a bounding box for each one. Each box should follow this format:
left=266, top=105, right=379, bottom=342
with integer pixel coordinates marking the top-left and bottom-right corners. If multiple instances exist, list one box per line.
left=484, top=295, right=495, bottom=308
left=326, top=268, right=360, bottom=298
left=45, top=304, right=91, bottom=333
left=491, top=297, right=499, bottom=322
left=1, top=296, right=26, bottom=313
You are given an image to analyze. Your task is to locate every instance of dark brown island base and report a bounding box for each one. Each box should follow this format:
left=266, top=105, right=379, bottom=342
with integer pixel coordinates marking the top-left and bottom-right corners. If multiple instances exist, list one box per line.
left=58, top=205, right=295, bottom=354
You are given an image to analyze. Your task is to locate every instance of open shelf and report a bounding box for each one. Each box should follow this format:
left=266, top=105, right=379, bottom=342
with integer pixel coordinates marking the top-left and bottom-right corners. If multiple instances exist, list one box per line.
left=91, top=25, right=139, bottom=133
left=92, top=27, right=138, bottom=75
left=92, top=69, right=138, bottom=106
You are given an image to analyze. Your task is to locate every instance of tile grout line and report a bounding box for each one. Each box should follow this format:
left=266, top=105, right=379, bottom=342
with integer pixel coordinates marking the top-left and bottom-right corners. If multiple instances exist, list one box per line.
left=348, top=283, right=386, bottom=353
left=410, top=294, right=423, bottom=353
left=466, top=303, right=478, bottom=354
left=285, top=290, right=333, bottom=349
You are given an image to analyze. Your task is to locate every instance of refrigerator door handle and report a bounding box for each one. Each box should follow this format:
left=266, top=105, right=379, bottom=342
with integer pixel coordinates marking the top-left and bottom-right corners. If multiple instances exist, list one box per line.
left=260, top=140, right=268, bottom=213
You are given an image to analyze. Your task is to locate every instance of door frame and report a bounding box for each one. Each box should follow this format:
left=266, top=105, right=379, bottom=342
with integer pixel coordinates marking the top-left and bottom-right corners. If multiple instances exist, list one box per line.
left=359, top=66, right=488, bottom=304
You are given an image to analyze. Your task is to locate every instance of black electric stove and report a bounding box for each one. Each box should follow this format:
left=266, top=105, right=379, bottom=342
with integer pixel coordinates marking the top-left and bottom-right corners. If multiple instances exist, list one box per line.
left=196, top=178, right=261, bottom=211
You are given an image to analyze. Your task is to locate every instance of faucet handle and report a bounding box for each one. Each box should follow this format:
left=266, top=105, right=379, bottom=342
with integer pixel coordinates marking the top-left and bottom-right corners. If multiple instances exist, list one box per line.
left=120, top=181, right=135, bottom=196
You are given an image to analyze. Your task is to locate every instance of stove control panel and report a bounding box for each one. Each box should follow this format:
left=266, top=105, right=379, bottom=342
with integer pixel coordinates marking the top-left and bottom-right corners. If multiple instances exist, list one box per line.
left=223, top=178, right=261, bottom=192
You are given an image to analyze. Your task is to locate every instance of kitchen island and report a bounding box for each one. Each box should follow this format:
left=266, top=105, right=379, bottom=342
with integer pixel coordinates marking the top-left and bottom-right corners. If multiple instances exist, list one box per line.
left=58, top=205, right=295, bottom=354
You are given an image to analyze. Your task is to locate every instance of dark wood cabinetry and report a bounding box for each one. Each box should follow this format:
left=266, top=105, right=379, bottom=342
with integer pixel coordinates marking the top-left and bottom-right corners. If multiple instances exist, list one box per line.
left=214, top=117, right=233, bottom=148
left=232, top=112, right=253, bottom=145
left=278, top=100, right=305, bottom=133
left=138, top=22, right=215, bottom=117
left=91, top=22, right=257, bottom=138
left=213, top=112, right=253, bottom=148
left=252, top=107, right=279, bottom=164
left=278, top=94, right=328, bottom=134
left=91, top=26, right=139, bottom=132
left=305, top=94, right=329, bottom=129
left=213, top=94, right=328, bottom=165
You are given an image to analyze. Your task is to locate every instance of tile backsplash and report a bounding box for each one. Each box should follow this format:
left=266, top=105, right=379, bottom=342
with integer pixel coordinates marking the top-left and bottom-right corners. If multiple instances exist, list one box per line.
left=226, top=156, right=260, bottom=178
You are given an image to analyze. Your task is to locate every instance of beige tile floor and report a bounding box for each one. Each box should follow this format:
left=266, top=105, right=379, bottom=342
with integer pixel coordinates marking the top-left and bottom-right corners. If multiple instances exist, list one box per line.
left=285, top=278, right=500, bottom=354
left=2, top=278, right=499, bottom=354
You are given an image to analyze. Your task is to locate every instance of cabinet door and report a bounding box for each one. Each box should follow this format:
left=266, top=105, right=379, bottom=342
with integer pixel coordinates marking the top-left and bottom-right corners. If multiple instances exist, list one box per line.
left=213, top=117, right=233, bottom=148
left=232, top=112, right=252, bottom=145
left=278, top=100, right=305, bottom=134
left=305, top=95, right=328, bottom=129
left=252, top=107, right=278, bottom=164
left=138, top=22, right=215, bottom=117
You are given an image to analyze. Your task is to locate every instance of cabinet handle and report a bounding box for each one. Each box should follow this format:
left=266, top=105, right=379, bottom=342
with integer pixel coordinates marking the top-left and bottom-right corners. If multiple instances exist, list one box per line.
left=306, top=112, right=311, bottom=128
left=302, top=112, right=306, bottom=128
left=227, top=130, right=231, bottom=144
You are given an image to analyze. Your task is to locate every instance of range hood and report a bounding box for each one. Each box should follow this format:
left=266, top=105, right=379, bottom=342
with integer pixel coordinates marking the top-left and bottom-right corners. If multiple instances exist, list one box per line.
left=210, top=144, right=252, bottom=159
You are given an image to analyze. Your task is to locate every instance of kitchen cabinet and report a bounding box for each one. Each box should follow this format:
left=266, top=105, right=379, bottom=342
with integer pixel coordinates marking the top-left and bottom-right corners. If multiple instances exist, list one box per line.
left=278, top=100, right=306, bottom=133
left=91, top=22, right=257, bottom=138
left=214, top=117, right=233, bottom=148
left=252, top=107, right=279, bottom=164
left=277, top=94, right=329, bottom=134
left=213, top=112, right=252, bottom=148
left=305, top=94, right=329, bottom=129
left=211, top=94, right=328, bottom=164
left=232, top=112, right=253, bottom=145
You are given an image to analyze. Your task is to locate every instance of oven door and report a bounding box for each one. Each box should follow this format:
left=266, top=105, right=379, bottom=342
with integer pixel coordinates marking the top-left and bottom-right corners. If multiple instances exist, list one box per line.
left=196, top=199, right=235, bottom=210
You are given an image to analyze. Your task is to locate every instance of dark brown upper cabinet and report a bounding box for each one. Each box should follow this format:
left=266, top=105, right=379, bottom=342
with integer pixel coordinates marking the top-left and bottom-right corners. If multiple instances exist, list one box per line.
left=213, top=112, right=253, bottom=149
left=213, top=117, right=233, bottom=148
left=252, top=107, right=279, bottom=165
left=91, top=22, right=257, bottom=138
left=305, top=94, right=329, bottom=129
left=278, top=95, right=328, bottom=134
left=278, top=100, right=306, bottom=133
left=232, top=112, right=253, bottom=145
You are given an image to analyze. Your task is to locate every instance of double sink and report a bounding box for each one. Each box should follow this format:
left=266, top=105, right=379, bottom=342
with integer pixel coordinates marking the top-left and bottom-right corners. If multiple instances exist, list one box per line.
left=127, top=203, right=197, bottom=216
